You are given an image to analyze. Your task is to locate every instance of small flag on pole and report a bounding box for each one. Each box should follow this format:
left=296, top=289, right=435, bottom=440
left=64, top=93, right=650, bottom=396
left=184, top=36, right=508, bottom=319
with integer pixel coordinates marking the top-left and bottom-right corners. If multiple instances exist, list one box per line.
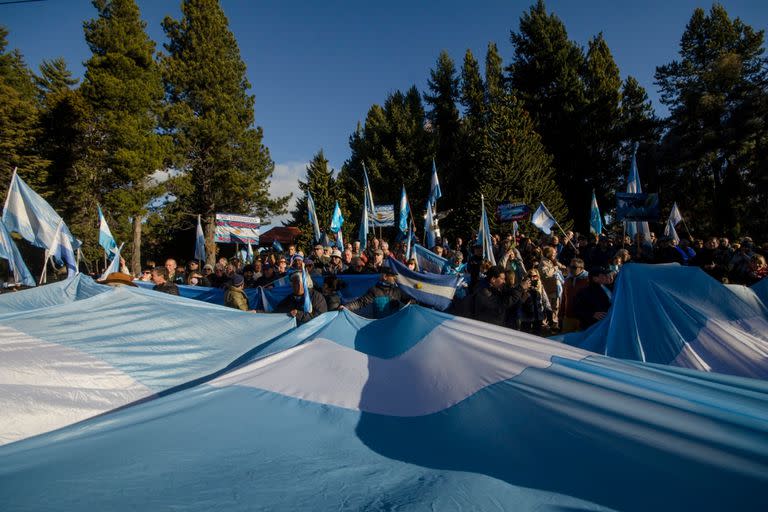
left=301, top=265, right=313, bottom=314
left=429, top=159, right=442, bottom=205
left=306, top=191, right=322, bottom=243
left=476, top=195, right=496, bottom=265
left=100, top=243, right=125, bottom=280
left=531, top=202, right=557, bottom=235
left=424, top=199, right=436, bottom=249
left=0, top=220, right=35, bottom=287
left=590, top=190, right=603, bottom=235
left=97, top=205, right=117, bottom=256
left=194, top=215, right=206, bottom=262
left=399, top=186, right=410, bottom=236
left=330, top=201, right=344, bottom=233
left=669, top=202, right=683, bottom=227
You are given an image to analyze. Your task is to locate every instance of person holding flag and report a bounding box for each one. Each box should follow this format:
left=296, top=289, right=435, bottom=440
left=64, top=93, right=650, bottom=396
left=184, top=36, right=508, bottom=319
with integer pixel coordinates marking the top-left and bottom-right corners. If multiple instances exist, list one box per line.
left=275, top=270, right=327, bottom=325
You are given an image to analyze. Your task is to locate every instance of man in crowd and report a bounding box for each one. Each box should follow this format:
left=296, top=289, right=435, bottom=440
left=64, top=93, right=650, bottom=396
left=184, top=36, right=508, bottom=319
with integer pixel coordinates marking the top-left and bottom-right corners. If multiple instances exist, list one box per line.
left=573, top=266, right=614, bottom=329
left=472, top=265, right=524, bottom=327
left=165, top=258, right=185, bottom=284
left=151, top=267, right=179, bottom=295
left=275, top=272, right=327, bottom=325
left=224, top=273, right=250, bottom=311
left=342, top=266, right=409, bottom=318
left=560, top=258, right=590, bottom=333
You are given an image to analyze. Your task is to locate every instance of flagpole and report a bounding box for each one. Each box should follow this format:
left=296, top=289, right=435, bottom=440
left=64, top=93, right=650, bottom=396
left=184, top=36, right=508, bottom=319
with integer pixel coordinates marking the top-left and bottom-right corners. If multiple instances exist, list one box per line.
left=680, top=218, right=693, bottom=240
left=541, top=203, right=577, bottom=251
left=39, top=252, right=49, bottom=285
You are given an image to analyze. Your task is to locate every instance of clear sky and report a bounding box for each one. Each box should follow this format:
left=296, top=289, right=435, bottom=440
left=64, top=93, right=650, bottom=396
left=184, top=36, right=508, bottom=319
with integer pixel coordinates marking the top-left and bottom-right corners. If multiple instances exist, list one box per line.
left=3, top=0, right=766, bottom=225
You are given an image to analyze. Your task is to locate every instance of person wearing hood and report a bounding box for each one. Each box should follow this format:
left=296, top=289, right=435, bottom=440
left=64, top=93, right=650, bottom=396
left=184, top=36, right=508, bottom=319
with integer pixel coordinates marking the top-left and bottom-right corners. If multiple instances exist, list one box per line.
left=342, top=266, right=408, bottom=319
left=275, top=272, right=328, bottom=324
left=559, top=258, right=590, bottom=333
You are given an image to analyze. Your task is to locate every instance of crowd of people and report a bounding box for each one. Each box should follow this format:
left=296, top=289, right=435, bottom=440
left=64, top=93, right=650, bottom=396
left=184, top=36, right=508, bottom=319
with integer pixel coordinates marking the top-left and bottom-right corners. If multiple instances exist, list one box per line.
left=116, top=229, right=766, bottom=333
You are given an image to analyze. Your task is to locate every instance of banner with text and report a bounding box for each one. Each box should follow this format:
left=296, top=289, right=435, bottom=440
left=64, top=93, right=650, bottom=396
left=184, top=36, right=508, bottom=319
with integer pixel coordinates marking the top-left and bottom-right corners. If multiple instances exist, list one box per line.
left=496, top=202, right=531, bottom=222
left=214, top=213, right=261, bottom=244
left=615, top=193, right=660, bottom=222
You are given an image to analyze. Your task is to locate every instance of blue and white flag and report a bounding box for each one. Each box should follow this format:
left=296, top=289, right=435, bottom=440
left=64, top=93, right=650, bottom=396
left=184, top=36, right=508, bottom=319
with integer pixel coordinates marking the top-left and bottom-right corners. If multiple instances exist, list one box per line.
left=362, top=163, right=375, bottom=217
left=399, top=186, right=410, bottom=235
left=97, top=205, right=117, bottom=255
left=272, top=240, right=284, bottom=253
left=195, top=215, right=206, bottom=262
left=45, top=219, right=78, bottom=278
left=625, top=143, right=651, bottom=240
left=358, top=164, right=375, bottom=251
left=387, top=256, right=461, bottom=310
left=669, top=202, right=683, bottom=227
left=99, top=243, right=124, bottom=281
left=590, top=190, right=603, bottom=235
left=405, top=222, right=414, bottom=261
left=531, top=202, right=557, bottom=236
left=336, top=229, right=344, bottom=251
left=306, top=191, right=322, bottom=243
left=246, top=243, right=254, bottom=263
left=664, top=218, right=680, bottom=244
left=3, top=168, right=80, bottom=252
left=330, top=201, right=344, bottom=233
left=260, top=286, right=273, bottom=312
left=512, top=220, right=519, bottom=240
left=476, top=195, right=496, bottom=265
left=0, top=220, right=35, bottom=287
left=301, top=265, right=313, bottom=314
left=424, top=200, right=436, bottom=249
left=413, top=243, right=450, bottom=274
left=429, top=159, right=442, bottom=205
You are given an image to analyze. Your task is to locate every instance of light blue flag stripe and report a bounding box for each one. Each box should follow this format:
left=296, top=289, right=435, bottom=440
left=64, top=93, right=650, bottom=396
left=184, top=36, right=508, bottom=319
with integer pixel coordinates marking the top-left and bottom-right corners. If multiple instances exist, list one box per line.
left=97, top=205, right=117, bottom=255
left=590, top=191, right=603, bottom=235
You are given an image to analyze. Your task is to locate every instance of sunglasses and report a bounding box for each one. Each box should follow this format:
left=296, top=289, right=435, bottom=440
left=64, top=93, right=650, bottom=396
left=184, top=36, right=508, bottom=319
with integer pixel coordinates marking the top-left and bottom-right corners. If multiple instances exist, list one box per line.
left=142, top=271, right=151, bottom=275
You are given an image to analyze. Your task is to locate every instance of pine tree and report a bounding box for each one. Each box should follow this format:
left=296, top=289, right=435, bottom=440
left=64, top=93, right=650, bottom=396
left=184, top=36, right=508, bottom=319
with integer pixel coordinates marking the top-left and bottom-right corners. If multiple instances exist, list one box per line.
left=507, top=0, right=586, bottom=229
left=460, top=49, right=484, bottom=123
left=0, top=27, right=48, bottom=189
left=34, top=57, right=79, bottom=98
left=289, top=150, right=338, bottom=251
left=655, top=4, right=768, bottom=237
left=581, top=33, right=623, bottom=225
left=485, top=42, right=505, bottom=106
left=161, top=0, right=289, bottom=264
left=81, top=0, right=167, bottom=274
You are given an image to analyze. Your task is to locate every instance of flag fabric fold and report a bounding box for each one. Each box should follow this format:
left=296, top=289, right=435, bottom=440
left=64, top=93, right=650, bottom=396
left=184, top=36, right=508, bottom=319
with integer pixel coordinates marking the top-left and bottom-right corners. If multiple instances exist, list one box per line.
left=412, top=244, right=450, bottom=274
left=0, top=221, right=35, bottom=287
left=590, top=191, right=603, bottom=235
left=195, top=215, right=206, bottom=262
left=97, top=205, right=117, bottom=256
left=387, top=256, right=461, bottom=310
left=399, top=186, right=410, bottom=236
left=476, top=196, right=496, bottom=265
left=306, top=191, right=322, bottom=243
left=429, top=160, right=442, bottom=205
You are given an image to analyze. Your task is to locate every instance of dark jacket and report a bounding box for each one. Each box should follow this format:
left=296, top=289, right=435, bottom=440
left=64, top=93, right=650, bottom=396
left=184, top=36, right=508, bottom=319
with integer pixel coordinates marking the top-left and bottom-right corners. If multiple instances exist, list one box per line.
left=275, top=288, right=328, bottom=325
left=472, top=285, right=523, bottom=327
left=573, top=283, right=611, bottom=329
left=323, top=291, right=343, bottom=311
left=344, top=281, right=406, bottom=318
left=152, top=282, right=179, bottom=296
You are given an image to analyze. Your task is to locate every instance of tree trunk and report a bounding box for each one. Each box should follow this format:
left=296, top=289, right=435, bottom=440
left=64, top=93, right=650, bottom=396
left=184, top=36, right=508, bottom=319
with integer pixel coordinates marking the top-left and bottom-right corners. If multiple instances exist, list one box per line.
left=131, top=216, right=142, bottom=276
left=204, top=214, right=217, bottom=266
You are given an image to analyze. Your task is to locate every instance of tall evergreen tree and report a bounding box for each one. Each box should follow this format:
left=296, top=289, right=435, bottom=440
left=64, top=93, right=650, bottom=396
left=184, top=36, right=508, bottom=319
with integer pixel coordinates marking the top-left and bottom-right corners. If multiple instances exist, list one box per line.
left=81, top=0, right=166, bottom=274
left=507, top=0, right=586, bottom=229
left=0, top=27, right=48, bottom=189
left=161, top=0, right=288, bottom=264
left=581, top=33, right=623, bottom=222
left=34, top=57, right=79, bottom=98
left=460, top=49, right=484, bottom=123
left=289, top=150, right=338, bottom=251
left=655, top=4, right=768, bottom=237
left=485, top=42, right=505, bottom=106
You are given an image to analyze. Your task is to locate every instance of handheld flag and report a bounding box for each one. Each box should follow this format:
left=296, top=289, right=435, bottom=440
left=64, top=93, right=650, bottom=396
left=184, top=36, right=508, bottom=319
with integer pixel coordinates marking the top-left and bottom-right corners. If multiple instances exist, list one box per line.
left=0, top=220, right=35, bottom=287
left=387, top=256, right=461, bottom=311
left=301, top=265, right=313, bottom=314
left=664, top=218, right=680, bottom=244
left=362, top=163, right=375, bottom=217
left=272, top=240, right=284, bottom=253
left=336, top=229, right=344, bottom=251
left=97, top=205, right=117, bottom=255
left=531, top=202, right=557, bottom=235
left=590, top=190, right=603, bottom=235
left=306, top=191, right=322, bottom=243
left=3, top=168, right=81, bottom=252
left=476, top=195, right=496, bottom=265
left=424, top=200, right=436, bottom=249
left=195, top=215, right=206, bottom=262
left=512, top=220, right=519, bottom=240
left=100, top=243, right=125, bottom=281
left=405, top=222, right=414, bottom=261
left=625, top=143, right=651, bottom=240
left=399, top=186, right=410, bottom=236
left=669, top=202, right=683, bottom=227
left=330, top=201, right=344, bottom=233
left=44, top=219, right=77, bottom=280
left=246, top=243, right=254, bottom=264
left=358, top=164, right=375, bottom=251
left=429, top=159, right=442, bottom=205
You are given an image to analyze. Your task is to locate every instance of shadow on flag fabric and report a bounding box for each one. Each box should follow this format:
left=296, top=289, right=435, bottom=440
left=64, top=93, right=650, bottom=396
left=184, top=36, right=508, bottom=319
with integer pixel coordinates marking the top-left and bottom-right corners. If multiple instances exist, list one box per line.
left=625, top=143, right=651, bottom=240
left=97, top=205, right=117, bottom=256
left=424, top=200, right=436, bottom=249
left=387, top=257, right=460, bottom=310
left=399, top=186, right=410, bottom=236
left=429, top=159, right=441, bottom=205
left=0, top=220, right=35, bottom=287
left=194, top=215, right=206, bottom=262
left=531, top=202, right=556, bottom=235
left=476, top=195, right=496, bottom=265
left=590, top=191, right=603, bottom=235
left=306, top=191, right=322, bottom=243
left=3, top=305, right=766, bottom=511
left=3, top=168, right=81, bottom=253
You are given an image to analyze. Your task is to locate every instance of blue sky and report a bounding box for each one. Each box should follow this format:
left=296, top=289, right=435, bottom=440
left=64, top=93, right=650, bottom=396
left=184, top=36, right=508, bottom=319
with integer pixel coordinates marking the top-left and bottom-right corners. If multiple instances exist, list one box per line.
left=3, top=0, right=766, bottom=224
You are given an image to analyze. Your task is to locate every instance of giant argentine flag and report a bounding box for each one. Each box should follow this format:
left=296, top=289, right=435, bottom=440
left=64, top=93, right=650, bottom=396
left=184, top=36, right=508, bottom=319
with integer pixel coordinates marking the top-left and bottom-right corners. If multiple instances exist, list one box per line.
left=556, top=263, right=768, bottom=379
left=0, top=278, right=295, bottom=445
left=0, top=306, right=766, bottom=511
left=387, top=256, right=460, bottom=310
